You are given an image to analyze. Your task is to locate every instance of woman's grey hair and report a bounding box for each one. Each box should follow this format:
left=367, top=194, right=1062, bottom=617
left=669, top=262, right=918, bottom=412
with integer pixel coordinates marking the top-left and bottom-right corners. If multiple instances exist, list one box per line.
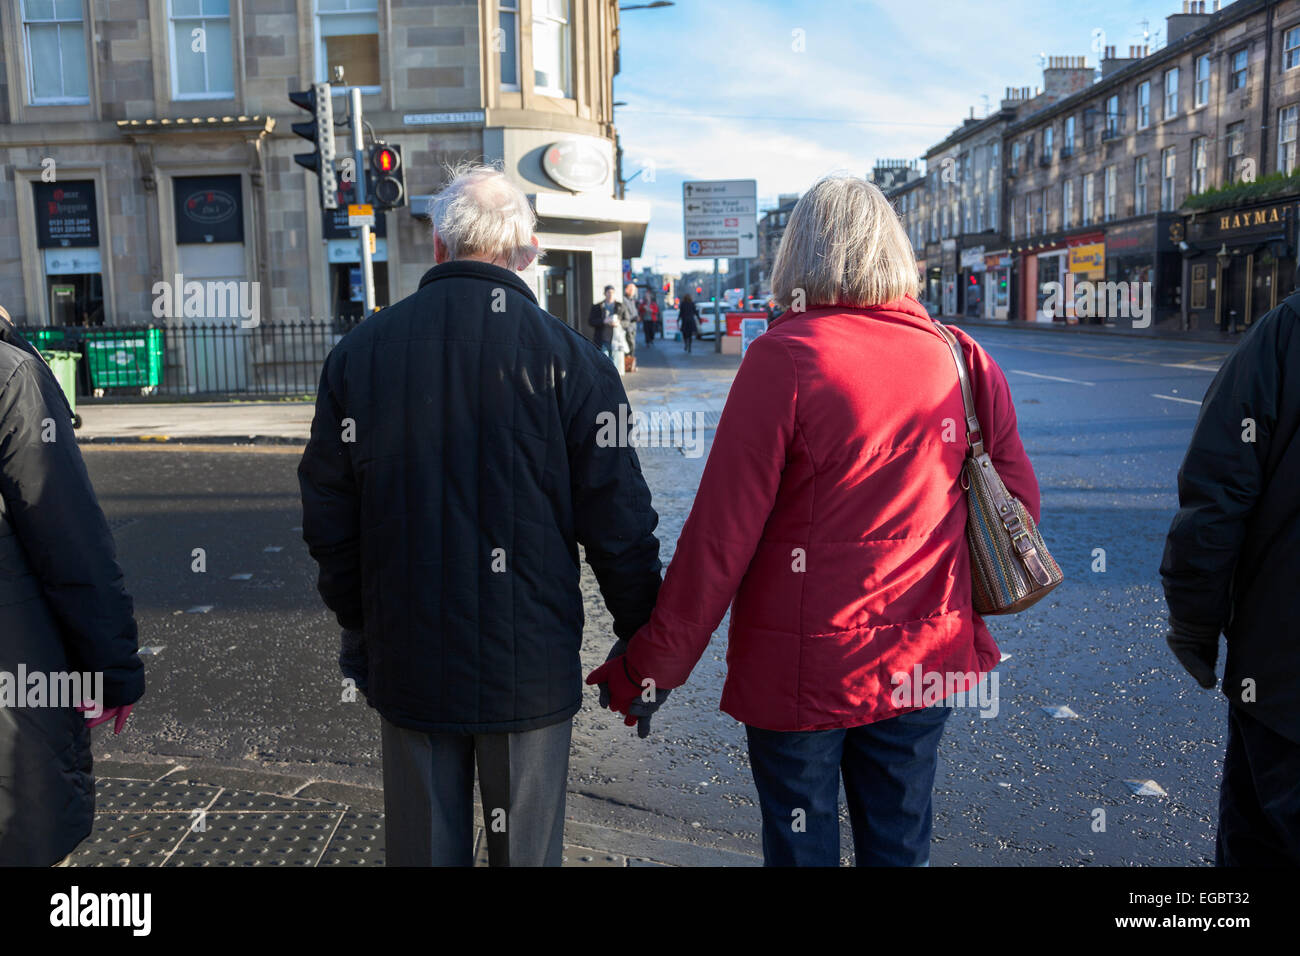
left=427, top=162, right=540, bottom=269
left=770, top=174, right=919, bottom=310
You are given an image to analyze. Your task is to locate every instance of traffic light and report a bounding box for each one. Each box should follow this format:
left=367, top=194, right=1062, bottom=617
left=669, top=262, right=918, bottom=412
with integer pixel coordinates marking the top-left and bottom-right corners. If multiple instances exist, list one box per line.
left=369, top=143, right=406, bottom=210
left=289, top=82, right=338, bottom=211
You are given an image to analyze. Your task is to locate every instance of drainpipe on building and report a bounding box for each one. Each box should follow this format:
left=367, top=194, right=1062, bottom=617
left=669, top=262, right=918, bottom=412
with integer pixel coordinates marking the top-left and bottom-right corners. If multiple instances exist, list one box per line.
left=1261, top=1, right=1275, bottom=175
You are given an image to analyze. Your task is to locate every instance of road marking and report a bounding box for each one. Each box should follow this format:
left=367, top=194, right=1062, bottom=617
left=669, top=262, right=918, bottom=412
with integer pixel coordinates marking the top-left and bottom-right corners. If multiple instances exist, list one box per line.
left=993, top=340, right=1231, bottom=371
left=1161, top=362, right=1222, bottom=372
left=1152, top=393, right=1202, bottom=406
left=1010, top=369, right=1096, bottom=386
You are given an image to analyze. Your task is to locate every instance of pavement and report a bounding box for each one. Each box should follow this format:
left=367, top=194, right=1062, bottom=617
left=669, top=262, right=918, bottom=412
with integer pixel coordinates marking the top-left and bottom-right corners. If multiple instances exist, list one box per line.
left=68, top=323, right=1241, bottom=866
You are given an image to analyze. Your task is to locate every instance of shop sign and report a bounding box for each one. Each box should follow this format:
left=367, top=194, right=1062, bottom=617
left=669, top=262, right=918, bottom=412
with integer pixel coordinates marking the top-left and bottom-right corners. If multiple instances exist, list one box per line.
left=34, top=180, right=99, bottom=248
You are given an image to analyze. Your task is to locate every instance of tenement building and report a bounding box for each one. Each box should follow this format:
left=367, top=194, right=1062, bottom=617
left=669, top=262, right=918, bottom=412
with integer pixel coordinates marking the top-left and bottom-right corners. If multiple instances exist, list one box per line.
left=890, top=0, right=1300, bottom=333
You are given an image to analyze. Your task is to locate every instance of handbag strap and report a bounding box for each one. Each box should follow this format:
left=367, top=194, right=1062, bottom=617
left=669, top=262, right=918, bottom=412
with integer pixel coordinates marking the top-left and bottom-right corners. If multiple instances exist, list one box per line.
left=931, top=322, right=986, bottom=458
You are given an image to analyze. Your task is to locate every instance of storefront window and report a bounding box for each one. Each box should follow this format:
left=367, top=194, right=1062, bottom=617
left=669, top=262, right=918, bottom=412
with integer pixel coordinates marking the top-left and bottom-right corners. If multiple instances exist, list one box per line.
left=34, top=178, right=103, bottom=325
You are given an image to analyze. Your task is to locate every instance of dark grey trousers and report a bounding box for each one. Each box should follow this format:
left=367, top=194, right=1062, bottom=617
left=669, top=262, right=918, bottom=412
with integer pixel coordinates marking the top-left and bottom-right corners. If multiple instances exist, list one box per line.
left=381, top=716, right=572, bottom=867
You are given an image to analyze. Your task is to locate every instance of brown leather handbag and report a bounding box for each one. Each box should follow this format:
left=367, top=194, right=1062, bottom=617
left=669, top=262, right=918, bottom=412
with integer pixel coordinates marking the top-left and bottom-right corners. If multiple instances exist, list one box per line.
left=933, top=322, right=1063, bottom=615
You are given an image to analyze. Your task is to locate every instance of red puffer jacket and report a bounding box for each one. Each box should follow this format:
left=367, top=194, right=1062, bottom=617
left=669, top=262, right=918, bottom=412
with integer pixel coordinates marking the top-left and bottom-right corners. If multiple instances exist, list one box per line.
left=625, top=295, right=1040, bottom=731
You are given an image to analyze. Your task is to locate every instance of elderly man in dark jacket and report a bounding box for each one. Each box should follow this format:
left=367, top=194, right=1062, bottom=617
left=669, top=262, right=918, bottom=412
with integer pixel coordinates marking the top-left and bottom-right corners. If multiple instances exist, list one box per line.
left=299, top=164, right=663, bottom=867
left=1161, top=291, right=1300, bottom=866
left=0, top=307, right=143, bottom=866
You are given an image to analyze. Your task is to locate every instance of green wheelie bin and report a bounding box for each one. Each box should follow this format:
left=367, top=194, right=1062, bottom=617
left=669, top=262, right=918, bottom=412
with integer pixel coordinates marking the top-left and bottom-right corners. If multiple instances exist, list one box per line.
left=41, top=349, right=83, bottom=429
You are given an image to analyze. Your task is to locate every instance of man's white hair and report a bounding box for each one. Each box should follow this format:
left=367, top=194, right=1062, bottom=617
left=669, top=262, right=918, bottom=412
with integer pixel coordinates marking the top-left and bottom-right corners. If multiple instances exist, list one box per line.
left=428, top=162, right=540, bottom=269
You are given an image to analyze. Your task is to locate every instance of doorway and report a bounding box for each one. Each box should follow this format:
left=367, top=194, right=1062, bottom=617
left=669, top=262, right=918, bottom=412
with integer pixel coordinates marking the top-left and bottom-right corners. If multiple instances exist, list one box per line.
left=542, top=251, right=591, bottom=332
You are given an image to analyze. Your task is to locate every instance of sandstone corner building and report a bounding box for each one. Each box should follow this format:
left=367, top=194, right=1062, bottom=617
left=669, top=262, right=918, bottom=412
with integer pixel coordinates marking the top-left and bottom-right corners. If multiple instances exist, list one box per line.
left=0, top=1, right=647, bottom=392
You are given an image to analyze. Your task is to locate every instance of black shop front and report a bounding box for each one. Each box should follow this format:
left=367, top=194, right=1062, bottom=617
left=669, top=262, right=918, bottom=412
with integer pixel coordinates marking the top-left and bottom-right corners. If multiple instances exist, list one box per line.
left=1181, top=198, right=1299, bottom=333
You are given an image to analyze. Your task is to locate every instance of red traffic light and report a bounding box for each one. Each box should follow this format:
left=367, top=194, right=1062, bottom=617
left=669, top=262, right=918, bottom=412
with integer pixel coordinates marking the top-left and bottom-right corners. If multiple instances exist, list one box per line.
left=371, top=146, right=399, bottom=174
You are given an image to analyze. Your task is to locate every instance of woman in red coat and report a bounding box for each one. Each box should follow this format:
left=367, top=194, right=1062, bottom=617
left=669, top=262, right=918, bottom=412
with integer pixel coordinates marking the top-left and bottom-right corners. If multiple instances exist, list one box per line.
left=588, top=174, right=1041, bottom=866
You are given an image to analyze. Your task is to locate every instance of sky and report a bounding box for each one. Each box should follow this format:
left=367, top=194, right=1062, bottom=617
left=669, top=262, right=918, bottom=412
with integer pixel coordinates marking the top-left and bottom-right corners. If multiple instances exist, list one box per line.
left=615, top=0, right=1198, bottom=274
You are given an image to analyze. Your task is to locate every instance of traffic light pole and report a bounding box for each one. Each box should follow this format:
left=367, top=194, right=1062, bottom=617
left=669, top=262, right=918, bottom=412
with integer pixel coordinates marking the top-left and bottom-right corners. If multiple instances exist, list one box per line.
left=713, top=258, right=721, bottom=353
left=350, top=85, right=376, bottom=315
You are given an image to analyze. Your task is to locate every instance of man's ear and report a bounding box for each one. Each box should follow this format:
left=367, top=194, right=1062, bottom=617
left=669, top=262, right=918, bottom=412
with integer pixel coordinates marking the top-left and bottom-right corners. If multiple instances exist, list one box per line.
left=514, top=235, right=540, bottom=271
left=433, top=232, right=448, bottom=264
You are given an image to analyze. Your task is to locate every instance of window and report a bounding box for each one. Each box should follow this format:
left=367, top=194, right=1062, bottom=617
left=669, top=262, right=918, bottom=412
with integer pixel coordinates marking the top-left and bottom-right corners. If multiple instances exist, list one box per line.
left=1063, top=115, right=1075, bottom=156
left=533, top=0, right=572, bottom=97
left=1191, top=137, right=1208, bottom=194
left=315, top=0, right=380, bottom=90
left=1105, top=94, right=1120, bottom=137
left=1042, top=125, right=1053, bottom=162
left=1062, top=178, right=1073, bottom=230
left=1194, top=53, right=1210, bottom=108
left=1104, top=166, right=1116, bottom=221
left=498, top=0, right=520, bottom=88
left=21, top=0, right=89, bottom=104
left=976, top=196, right=984, bottom=233
left=1279, top=105, right=1299, bottom=174
left=1225, top=120, right=1245, bottom=182
left=1286, top=27, right=1300, bottom=71
left=990, top=142, right=999, bottom=189
left=1024, top=137, right=1033, bottom=169
left=1011, top=140, right=1021, bottom=171
left=1137, top=80, right=1150, bottom=129
left=1082, top=173, right=1094, bottom=226
left=1041, top=187, right=1049, bottom=234
left=1164, top=68, right=1179, bottom=119
left=1161, top=147, right=1176, bottom=211
left=168, top=1, right=233, bottom=100
left=1229, top=48, right=1248, bottom=91
left=1024, top=195, right=1032, bottom=237
left=989, top=185, right=998, bottom=232
left=1135, top=155, right=1148, bottom=215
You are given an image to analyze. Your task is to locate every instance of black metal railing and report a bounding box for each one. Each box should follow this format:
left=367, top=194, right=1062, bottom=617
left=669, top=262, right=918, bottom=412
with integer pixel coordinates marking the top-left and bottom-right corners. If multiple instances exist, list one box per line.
left=16, top=318, right=362, bottom=398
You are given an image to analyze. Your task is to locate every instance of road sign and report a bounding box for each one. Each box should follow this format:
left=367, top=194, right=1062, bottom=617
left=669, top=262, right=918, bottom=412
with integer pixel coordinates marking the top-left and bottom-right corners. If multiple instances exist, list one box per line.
left=683, top=179, right=757, bottom=259
left=347, top=203, right=374, bottom=227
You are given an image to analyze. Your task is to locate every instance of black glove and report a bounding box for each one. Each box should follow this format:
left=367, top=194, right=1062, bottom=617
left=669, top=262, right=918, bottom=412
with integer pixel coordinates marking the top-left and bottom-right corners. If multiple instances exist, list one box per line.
left=1166, top=620, right=1220, bottom=689
left=597, top=638, right=672, bottom=738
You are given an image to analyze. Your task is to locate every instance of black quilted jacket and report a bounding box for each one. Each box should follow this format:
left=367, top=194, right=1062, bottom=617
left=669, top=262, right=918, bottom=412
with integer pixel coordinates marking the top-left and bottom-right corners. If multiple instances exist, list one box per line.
left=299, top=261, right=662, bottom=733
left=0, top=317, right=143, bottom=865
left=1162, top=292, right=1300, bottom=742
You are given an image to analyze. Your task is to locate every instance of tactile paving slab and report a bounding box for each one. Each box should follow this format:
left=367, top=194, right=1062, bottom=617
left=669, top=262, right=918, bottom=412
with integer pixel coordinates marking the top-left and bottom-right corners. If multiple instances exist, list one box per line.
left=164, top=810, right=345, bottom=866
left=96, top=777, right=220, bottom=813
left=318, top=811, right=385, bottom=866
left=73, top=812, right=194, bottom=867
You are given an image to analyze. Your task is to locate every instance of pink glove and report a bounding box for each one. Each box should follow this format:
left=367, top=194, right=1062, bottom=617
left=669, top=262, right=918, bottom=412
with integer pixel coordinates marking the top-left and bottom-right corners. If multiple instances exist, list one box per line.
left=76, top=703, right=134, bottom=734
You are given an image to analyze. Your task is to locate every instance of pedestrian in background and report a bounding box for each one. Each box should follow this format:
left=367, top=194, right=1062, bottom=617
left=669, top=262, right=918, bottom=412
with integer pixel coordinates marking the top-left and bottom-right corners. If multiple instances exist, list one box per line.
left=1160, top=292, right=1300, bottom=866
left=588, top=285, right=619, bottom=358
left=645, top=296, right=660, bottom=347
left=588, top=174, right=1040, bottom=866
left=678, top=294, right=699, bottom=353
left=621, top=282, right=639, bottom=372
left=0, top=306, right=143, bottom=867
left=299, top=164, right=662, bottom=867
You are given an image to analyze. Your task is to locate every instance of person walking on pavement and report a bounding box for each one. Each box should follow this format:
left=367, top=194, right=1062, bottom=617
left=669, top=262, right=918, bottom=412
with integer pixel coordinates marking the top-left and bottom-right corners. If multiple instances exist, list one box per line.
left=644, top=296, right=659, bottom=347
left=1160, top=291, right=1300, bottom=866
left=299, top=164, right=663, bottom=867
left=588, top=285, right=619, bottom=358
left=586, top=175, right=1041, bottom=867
left=0, top=306, right=143, bottom=867
left=678, top=294, right=699, bottom=353
left=621, top=283, right=639, bottom=372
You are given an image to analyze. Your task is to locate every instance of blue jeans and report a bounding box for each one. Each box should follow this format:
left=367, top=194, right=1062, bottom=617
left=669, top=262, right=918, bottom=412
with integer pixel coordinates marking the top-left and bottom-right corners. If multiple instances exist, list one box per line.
left=745, top=706, right=951, bottom=866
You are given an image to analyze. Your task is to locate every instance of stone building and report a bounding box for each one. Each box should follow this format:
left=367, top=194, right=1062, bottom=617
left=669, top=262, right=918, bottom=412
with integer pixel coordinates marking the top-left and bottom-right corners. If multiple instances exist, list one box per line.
left=1003, top=0, right=1300, bottom=331
left=0, top=0, right=648, bottom=383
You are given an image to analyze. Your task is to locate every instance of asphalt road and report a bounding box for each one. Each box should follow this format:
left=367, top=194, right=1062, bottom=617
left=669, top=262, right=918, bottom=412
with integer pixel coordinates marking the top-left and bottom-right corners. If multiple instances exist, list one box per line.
left=81, top=327, right=1236, bottom=865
